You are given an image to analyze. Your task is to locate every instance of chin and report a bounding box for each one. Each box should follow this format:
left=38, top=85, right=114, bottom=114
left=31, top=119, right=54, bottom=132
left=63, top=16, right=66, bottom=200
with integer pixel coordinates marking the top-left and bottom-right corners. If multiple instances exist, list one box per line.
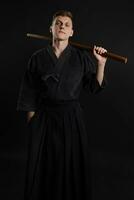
left=56, top=36, right=68, bottom=41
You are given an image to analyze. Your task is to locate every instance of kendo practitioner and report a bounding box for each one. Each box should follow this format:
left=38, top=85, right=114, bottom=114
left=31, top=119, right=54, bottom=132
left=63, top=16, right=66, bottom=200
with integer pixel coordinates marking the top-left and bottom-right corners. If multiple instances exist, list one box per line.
left=17, top=10, right=108, bottom=200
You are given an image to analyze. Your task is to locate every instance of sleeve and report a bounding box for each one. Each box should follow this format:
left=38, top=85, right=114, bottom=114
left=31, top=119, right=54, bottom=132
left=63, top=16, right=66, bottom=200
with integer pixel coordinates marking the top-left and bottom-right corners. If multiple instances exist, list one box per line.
left=16, top=54, right=40, bottom=111
left=82, top=50, right=107, bottom=94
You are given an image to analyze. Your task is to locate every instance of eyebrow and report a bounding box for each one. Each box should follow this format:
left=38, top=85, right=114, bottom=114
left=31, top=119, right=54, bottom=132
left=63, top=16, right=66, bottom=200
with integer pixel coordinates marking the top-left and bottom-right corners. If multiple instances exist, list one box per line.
left=55, top=19, right=71, bottom=24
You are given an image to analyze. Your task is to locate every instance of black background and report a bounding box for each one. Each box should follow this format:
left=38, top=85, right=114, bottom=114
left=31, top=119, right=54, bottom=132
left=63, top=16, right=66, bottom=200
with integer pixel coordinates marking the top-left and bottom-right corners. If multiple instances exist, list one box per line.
left=0, top=1, right=134, bottom=200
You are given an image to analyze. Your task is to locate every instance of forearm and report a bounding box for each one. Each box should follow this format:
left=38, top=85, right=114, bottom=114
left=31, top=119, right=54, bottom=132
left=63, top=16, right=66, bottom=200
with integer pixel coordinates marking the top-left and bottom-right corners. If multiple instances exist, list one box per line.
left=93, top=45, right=107, bottom=86
left=96, top=62, right=105, bottom=86
left=27, top=111, right=35, bottom=123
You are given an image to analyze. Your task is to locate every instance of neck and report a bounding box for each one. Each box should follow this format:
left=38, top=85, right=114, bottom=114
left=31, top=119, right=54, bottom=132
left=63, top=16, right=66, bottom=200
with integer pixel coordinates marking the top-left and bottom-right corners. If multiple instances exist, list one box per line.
left=52, top=38, right=69, bottom=54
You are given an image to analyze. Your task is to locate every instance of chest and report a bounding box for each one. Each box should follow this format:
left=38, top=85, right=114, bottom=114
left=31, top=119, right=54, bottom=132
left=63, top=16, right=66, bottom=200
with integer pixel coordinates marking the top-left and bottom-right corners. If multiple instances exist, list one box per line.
left=37, top=51, right=84, bottom=85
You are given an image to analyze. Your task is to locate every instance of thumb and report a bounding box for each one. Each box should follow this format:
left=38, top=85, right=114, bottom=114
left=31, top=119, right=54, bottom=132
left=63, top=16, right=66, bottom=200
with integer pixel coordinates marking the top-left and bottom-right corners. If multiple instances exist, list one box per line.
left=93, top=45, right=97, bottom=56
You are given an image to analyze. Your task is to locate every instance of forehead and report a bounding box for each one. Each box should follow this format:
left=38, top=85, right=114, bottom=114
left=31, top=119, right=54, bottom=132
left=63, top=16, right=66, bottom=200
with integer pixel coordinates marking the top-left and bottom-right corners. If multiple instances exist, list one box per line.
left=53, top=16, right=72, bottom=24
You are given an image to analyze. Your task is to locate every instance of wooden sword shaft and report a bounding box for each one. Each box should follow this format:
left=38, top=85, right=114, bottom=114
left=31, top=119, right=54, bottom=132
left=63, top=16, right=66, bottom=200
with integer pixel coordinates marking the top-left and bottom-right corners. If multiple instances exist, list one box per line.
left=26, top=33, right=128, bottom=64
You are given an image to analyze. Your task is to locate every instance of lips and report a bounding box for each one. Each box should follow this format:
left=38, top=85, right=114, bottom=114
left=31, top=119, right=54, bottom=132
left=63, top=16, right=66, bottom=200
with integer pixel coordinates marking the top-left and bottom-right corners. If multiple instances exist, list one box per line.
left=59, top=31, right=66, bottom=34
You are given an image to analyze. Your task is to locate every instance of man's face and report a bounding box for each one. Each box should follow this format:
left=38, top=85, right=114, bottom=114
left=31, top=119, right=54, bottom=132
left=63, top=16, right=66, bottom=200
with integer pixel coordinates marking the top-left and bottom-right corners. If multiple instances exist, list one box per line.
left=50, top=16, right=74, bottom=41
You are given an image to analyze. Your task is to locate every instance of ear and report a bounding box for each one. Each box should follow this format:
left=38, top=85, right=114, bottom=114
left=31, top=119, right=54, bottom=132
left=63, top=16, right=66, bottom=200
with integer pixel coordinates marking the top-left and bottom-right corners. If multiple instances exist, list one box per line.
left=70, top=29, right=74, bottom=37
left=49, top=26, right=52, bottom=33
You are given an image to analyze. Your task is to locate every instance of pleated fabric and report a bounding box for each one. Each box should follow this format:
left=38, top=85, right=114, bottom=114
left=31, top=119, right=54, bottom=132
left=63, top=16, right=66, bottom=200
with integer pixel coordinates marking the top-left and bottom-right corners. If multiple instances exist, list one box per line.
left=24, top=99, right=94, bottom=200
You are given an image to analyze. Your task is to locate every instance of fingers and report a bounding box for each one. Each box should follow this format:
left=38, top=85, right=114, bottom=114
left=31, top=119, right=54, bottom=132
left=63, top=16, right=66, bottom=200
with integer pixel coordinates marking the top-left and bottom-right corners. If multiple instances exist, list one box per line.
left=94, top=45, right=107, bottom=54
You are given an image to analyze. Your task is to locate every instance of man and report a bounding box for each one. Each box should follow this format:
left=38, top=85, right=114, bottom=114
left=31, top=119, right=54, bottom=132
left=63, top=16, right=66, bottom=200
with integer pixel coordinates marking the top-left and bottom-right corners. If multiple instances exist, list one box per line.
left=27, top=10, right=107, bottom=122
left=17, top=10, right=108, bottom=200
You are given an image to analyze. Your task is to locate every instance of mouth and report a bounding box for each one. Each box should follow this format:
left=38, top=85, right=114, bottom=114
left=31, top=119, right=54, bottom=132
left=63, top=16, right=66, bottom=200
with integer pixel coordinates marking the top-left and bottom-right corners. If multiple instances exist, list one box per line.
left=59, top=31, right=66, bottom=34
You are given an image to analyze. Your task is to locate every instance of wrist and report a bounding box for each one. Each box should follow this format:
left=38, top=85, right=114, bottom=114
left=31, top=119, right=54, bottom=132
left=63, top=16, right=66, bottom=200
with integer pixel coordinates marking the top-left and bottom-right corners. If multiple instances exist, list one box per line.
left=97, top=61, right=106, bottom=68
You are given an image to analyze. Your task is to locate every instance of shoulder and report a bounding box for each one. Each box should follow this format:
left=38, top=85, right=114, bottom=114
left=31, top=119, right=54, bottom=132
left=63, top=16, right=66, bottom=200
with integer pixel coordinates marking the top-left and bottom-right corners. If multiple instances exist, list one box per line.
left=70, top=44, right=84, bottom=55
left=30, top=46, right=48, bottom=60
left=70, top=44, right=93, bottom=59
left=70, top=44, right=94, bottom=65
left=27, top=46, right=48, bottom=71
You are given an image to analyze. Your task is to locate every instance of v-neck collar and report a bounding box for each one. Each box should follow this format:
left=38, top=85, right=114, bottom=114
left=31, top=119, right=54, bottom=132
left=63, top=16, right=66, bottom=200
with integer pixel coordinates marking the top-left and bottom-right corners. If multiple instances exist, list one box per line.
left=47, top=42, right=72, bottom=65
left=44, top=42, right=72, bottom=83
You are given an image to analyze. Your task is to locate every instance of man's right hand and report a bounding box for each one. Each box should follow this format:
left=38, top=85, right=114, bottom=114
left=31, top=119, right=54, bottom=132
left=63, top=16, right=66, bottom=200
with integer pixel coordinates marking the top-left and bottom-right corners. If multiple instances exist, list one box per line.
left=27, top=111, right=35, bottom=123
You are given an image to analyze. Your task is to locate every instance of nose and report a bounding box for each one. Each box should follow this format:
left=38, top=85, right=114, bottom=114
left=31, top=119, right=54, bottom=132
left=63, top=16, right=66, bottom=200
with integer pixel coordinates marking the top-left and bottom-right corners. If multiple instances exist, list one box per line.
left=60, top=23, right=65, bottom=29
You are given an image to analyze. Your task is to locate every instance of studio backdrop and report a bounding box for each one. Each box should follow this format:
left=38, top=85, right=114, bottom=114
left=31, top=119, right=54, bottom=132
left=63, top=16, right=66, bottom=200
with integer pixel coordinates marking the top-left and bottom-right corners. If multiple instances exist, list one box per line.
left=0, top=2, right=134, bottom=200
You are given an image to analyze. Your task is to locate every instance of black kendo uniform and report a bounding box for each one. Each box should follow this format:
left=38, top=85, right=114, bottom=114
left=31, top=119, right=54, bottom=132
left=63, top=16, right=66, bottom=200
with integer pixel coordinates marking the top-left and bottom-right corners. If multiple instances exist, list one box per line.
left=17, top=43, right=106, bottom=200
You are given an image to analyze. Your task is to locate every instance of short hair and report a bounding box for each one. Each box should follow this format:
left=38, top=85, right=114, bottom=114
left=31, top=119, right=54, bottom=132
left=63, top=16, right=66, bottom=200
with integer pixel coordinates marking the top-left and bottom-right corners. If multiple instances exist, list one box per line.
left=52, top=10, right=73, bottom=24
